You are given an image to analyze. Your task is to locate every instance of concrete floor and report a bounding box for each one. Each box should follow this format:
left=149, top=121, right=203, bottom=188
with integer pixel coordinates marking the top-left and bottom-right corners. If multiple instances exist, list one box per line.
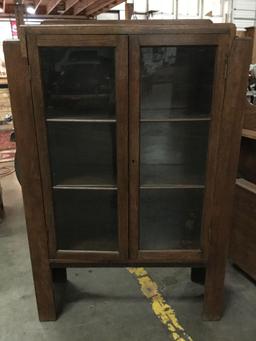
left=0, top=168, right=256, bottom=341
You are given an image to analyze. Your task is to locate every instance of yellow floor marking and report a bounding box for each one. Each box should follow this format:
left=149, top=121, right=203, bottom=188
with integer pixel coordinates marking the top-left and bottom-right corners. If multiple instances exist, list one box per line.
left=127, top=267, right=193, bottom=341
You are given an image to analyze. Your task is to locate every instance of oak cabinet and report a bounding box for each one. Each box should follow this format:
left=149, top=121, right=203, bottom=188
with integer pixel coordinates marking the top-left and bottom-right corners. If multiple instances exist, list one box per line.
left=4, top=21, right=251, bottom=321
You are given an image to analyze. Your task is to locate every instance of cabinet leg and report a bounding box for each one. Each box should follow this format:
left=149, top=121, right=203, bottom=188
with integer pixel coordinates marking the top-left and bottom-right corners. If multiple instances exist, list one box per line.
left=191, top=267, right=206, bottom=285
left=52, top=268, right=67, bottom=283
left=203, top=262, right=226, bottom=321
left=32, top=266, right=57, bottom=321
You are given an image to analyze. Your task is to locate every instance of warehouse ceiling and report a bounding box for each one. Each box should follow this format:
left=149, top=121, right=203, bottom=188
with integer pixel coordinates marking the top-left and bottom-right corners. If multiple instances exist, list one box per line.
left=0, top=0, right=125, bottom=17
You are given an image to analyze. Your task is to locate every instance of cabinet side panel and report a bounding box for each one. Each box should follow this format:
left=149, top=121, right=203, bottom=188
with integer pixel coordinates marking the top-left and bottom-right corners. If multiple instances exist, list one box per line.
left=3, top=41, right=56, bottom=321
left=203, top=37, right=252, bottom=320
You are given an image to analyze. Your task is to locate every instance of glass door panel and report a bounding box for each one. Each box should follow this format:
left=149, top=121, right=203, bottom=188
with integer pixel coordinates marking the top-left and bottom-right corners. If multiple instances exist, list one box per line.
left=139, top=44, right=216, bottom=251
left=40, top=47, right=115, bottom=119
left=47, top=122, right=116, bottom=186
left=140, top=189, right=204, bottom=250
left=54, top=189, right=117, bottom=251
left=141, top=46, right=215, bottom=119
left=141, top=122, right=209, bottom=186
left=35, top=37, right=128, bottom=256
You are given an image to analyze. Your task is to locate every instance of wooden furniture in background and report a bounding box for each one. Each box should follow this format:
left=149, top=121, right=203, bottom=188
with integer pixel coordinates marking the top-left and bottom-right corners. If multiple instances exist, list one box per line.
left=229, top=101, right=256, bottom=281
left=245, top=27, right=256, bottom=64
left=4, top=21, right=251, bottom=321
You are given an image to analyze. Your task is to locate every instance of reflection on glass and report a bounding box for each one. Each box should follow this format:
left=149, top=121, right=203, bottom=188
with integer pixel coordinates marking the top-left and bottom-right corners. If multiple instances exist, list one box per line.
left=140, top=122, right=209, bottom=186
left=48, top=122, right=116, bottom=186
left=54, top=189, right=118, bottom=251
left=40, top=47, right=115, bottom=118
left=141, top=46, right=216, bottom=118
left=139, top=45, right=215, bottom=251
left=140, top=189, right=203, bottom=250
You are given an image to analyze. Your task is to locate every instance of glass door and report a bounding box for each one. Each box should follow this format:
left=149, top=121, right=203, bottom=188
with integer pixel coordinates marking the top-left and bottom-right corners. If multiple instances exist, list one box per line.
left=27, top=35, right=128, bottom=260
left=129, top=35, right=225, bottom=261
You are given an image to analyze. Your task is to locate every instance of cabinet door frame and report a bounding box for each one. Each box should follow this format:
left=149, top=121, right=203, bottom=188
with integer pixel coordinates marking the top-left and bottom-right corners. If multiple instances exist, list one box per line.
left=26, top=33, right=128, bottom=261
left=129, top=33, right=233, bottom=262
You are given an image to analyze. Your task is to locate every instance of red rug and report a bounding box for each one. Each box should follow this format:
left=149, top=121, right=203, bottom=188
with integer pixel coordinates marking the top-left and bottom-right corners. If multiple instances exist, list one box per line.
left=0, top=130, right=16, bottom=151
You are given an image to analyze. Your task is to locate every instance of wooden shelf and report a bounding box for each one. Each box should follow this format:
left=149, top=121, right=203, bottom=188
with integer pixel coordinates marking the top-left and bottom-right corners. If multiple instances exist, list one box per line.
left=140, top=117, right=211, bottom=122
left=141, top=108, right=211, bottom=120
left=53, top=185, right=117, bottom=190
left=236, top=178, right=256, bottom=194
left=47, top=117, right=116, bottom=123
left=242, top=129, right=256, bottom=140
left=141, top=184, right=205, bottom=189
left=51, top=170, right=116, bottom=188
left=49, top=93, right=111, bottom=100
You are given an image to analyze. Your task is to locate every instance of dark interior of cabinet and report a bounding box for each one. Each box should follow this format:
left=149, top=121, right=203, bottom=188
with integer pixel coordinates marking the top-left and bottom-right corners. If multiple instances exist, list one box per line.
left=138, top=45, right=215, bottom=251
left=140, top=189, right=204, bottom=250
left=140, top=122, right=209, bottom=186
left=38, top=43, right=216, bottom=253
left=47, top=122, right=116, bottom=187
left=238, top=137, right=256, bottom=184
left=53, top=189, right=118, bottom=251
left=39, top=46, right=119, bottom=252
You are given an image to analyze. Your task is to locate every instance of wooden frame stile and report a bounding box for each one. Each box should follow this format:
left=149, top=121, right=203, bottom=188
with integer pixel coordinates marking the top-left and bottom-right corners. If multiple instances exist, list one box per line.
left=26, top=32, right=129, bottom=263
left=3, top=40, right=57, bottom=321
left=203, top=37, right=252, bottom=320
left=190, top=29, right=235, bottom=286
left=129, top=32, right=234, bottom=265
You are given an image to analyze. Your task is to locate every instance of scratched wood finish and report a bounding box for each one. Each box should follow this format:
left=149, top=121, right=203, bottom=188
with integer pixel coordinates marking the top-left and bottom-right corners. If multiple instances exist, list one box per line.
left=203, top=37, right=252, bottom=320
left=3, top=41, right=57, bottom=321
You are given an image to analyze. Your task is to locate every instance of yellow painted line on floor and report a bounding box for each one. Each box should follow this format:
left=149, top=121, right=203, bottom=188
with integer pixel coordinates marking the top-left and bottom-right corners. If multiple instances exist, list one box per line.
left=127, top=267, right=193, bottom=341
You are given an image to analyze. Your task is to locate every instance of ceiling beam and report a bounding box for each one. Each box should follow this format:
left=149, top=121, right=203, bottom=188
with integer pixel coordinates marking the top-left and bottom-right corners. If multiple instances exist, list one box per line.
left=4, top=3, right=16, bottom=13
left=125, top=2, right=133, bottom=20
left=46, top=0, right=63, bottom=14
left=14, top=2, right=24, bottom=38
left=34, top=0, right=42, bottom=12
left=85, top=0, right=125, bottom=17
left=2, top=0, right=6, bottom=12
left=73, top=0, right=96, bottom=16
left=62, top=0, right=79, bottom=14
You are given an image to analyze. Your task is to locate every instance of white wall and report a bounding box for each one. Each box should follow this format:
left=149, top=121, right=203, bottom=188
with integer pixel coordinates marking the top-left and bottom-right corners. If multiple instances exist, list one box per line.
left=99, top=0, right=231, bottom=23
left=232, top=0, right=256, bottom=29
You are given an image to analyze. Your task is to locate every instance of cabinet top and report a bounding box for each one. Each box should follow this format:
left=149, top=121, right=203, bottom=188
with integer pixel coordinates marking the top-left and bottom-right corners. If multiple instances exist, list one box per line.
left=20, top=20, right=236, bottom=36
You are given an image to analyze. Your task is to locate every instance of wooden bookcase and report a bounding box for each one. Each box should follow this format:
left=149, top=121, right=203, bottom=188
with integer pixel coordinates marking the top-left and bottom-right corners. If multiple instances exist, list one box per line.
left=3, top=21, right=251, bottom=321
left=229, top=101, right=256, bottom=281
left=244, top=27, right=256, bottom=64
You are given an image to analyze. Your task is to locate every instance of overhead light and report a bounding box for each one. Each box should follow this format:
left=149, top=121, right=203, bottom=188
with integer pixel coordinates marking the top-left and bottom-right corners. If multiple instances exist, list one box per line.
left=0, top=7, right=4, bottom=13
left=26, top=5, right=36, bottom=14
